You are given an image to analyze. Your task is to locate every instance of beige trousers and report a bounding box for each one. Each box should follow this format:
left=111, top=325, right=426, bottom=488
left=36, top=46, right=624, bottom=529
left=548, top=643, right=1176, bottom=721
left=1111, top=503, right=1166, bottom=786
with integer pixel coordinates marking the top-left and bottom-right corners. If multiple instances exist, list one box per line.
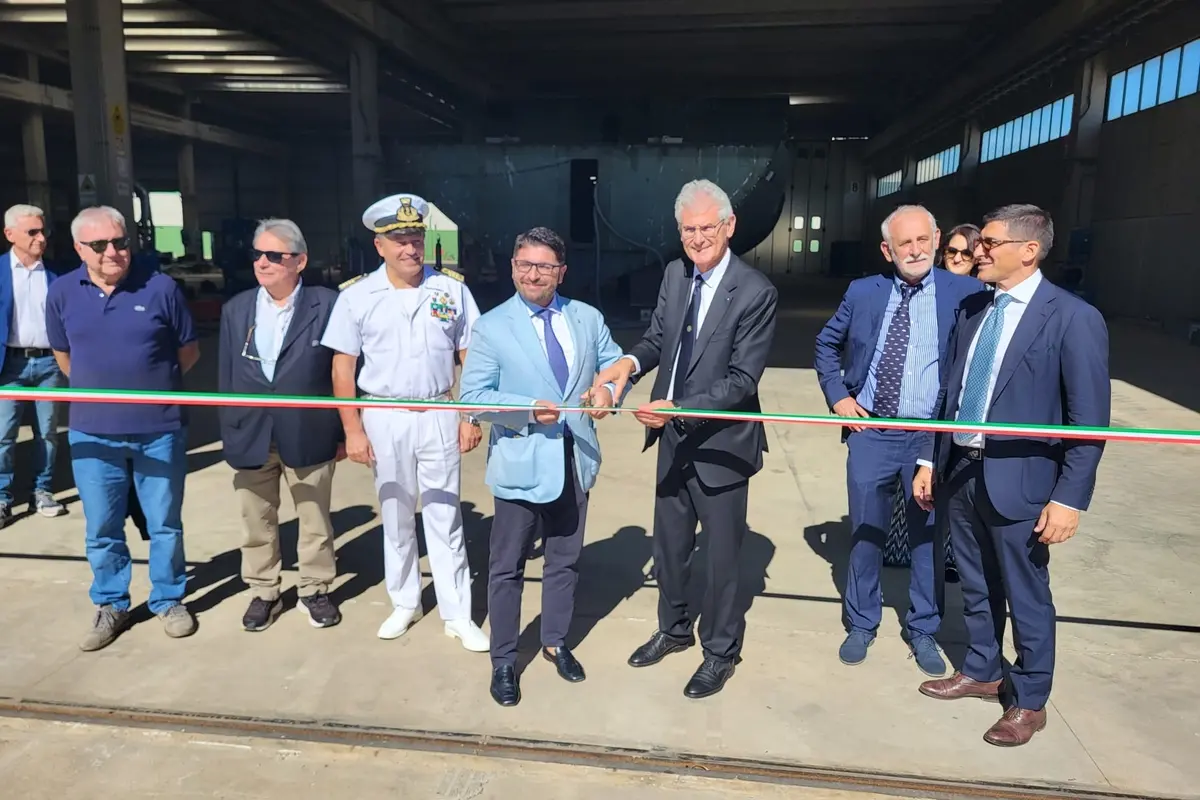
left=234, top=448, right=337, bottom=600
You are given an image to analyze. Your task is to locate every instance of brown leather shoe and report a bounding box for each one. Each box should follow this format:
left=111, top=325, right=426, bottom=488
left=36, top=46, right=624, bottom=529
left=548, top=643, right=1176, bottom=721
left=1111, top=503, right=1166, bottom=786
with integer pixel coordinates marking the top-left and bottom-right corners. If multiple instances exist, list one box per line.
left=918, top=671, right=1002, bottom=701
left=984, top=707, right=1047, bottom=747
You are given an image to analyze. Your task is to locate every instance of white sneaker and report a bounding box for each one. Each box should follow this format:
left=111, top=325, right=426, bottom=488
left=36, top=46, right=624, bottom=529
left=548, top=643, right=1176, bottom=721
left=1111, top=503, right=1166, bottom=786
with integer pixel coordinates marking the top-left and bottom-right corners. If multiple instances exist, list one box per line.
left=377, top=606, right=422, bottom=640
left=444, top=619, right=489, bottom=652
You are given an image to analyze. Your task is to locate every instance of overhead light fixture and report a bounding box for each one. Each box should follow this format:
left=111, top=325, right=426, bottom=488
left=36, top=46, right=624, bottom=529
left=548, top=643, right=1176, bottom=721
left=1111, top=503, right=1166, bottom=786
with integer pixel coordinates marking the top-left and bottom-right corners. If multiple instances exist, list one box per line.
left=789, top=95, right=841, bottom=106
left=209, top=80, right=348, bottom=93
left=124, top=27, right=228, bottom=37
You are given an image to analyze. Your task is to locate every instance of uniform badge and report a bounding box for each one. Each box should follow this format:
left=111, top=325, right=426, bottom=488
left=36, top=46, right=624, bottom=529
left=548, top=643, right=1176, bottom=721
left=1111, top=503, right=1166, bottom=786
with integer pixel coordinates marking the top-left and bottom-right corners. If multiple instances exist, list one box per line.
left=430, top=291, right=458, bottom=322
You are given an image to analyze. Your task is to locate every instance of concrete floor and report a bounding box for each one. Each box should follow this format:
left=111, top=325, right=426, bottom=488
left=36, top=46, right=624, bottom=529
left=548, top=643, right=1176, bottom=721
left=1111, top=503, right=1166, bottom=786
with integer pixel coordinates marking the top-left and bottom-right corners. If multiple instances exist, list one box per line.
left=0, top=306, right=1197, bottom=798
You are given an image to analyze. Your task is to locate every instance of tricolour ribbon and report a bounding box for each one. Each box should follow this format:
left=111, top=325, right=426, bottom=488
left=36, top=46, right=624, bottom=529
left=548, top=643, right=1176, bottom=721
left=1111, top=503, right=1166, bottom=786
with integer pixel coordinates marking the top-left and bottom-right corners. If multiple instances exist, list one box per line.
left=1, top=387, right=1197, bottom=446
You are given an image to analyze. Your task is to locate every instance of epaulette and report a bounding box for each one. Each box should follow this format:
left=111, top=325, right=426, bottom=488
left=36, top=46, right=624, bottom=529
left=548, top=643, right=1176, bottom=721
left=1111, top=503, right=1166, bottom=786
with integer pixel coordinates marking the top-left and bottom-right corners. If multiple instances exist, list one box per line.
left=338, top=274, right=366, bottom=290
left=437, top=267, right=465, bottom=282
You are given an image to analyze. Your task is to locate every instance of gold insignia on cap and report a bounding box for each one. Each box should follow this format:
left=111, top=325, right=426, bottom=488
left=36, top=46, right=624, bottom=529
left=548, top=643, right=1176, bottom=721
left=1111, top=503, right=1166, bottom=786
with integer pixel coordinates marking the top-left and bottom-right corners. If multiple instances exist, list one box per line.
left=373, top=196, right=427, bottom=235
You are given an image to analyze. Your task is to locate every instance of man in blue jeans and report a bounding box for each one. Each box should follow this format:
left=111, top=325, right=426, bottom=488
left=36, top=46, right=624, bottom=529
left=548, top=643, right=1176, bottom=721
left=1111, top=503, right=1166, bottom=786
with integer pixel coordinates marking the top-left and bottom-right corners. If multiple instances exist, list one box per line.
left=0, top=204, right=67, bottom=524
left=46, top=205, right=201, bottom=651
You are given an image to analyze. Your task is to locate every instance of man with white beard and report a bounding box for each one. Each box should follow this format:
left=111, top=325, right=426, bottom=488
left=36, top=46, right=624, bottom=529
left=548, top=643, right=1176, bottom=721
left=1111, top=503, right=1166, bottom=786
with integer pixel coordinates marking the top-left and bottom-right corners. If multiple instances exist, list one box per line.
left=813, top=205, right=982, bottom=676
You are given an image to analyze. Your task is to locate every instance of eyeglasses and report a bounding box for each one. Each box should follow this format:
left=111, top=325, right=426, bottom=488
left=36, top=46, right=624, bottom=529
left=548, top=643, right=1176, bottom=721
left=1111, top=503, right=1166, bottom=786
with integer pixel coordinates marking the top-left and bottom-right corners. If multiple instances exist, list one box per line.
left=978, top=237, right=1026, bottom=252
left=241, top=325, right=276, bottom=364
left=512, top=259, right=563, bottom=275
left=251, top=249, right=299, bottom=264
left=79, top=236, right=130, bottom=254
left=679, top=220, right=725, bottom=239
left=944, top=246, right=975, bottom=261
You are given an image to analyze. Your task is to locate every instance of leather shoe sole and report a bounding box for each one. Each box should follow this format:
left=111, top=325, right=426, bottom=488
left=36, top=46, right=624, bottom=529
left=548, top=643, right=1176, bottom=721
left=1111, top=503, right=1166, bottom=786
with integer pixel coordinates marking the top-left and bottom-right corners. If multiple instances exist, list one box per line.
left=628, top=637, right=694, bottom=668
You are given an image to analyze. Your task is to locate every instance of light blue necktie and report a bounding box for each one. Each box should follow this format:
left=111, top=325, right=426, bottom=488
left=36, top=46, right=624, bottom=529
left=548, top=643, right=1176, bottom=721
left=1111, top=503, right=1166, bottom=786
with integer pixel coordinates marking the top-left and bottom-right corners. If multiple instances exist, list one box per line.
left=953, top=293, right=1014, bottom=446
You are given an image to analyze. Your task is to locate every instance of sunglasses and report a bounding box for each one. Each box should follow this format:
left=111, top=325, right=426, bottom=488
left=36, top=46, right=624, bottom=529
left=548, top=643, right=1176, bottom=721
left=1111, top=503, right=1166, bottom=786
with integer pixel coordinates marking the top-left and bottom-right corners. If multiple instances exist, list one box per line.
left=79, top=236, right=130, bottom=254
left=944, top=246, right=975, bottom=260
left=24, top=228, right=48, bottom=238
left=251, top=249, right=299, bottom=264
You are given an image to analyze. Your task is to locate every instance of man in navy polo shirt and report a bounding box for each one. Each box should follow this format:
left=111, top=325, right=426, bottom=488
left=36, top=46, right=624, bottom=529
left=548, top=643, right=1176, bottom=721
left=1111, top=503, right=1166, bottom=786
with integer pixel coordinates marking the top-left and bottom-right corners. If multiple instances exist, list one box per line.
left=46, top=205, right=201, bottom=652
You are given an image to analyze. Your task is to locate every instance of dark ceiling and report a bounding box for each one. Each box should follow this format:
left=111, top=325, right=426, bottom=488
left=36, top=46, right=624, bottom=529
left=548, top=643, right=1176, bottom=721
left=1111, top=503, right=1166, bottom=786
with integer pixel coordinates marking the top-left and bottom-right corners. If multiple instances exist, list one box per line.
left=0, top=0, right=1153, bottom=146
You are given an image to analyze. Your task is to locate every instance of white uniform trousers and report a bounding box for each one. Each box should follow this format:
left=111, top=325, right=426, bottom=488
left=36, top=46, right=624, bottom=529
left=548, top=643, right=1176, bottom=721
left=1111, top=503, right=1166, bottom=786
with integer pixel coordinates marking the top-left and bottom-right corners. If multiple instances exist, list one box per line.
left=361, top=407, right=472, bottom=621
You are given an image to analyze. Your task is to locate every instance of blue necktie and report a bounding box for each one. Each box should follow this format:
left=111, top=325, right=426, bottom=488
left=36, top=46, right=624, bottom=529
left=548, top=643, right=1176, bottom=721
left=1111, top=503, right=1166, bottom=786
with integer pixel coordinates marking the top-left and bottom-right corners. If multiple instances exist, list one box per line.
left=953, top=293, right=1014, bottom=445
left=537, top=308, right=570, bottom=393
left=871, top=284, right=920, bottom=418
left=672, top=275, right=704, bottom=400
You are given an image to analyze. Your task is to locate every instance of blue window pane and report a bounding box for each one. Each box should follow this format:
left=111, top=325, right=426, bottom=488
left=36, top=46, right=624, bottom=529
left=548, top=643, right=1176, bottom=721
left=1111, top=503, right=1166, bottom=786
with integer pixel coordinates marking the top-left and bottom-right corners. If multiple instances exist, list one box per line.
left=1107, top=71, right=1126, bottom=120
left=1060, top=94, right=1074, bottom=137
left=1017, top=113, right=1030, bottom=149
left=1003, top=121, right=1014, bottom=155
left=1140, top=56, right=1161, bottom=111
left=1050, top=101, right=1063, bottom=140
left=1040, top=103, right=1054, bottom=140
left=952, top=145, right=960, bottom=171
left=1123, top=64, right=1143, bottom=114
left=1159, top=48, right=1181, bottom=104
left=983, top=130, right=994, bottom=162
left=1180, top=39, right=1200, bottom=97
left=1030, top=108, right=1044, bottom=144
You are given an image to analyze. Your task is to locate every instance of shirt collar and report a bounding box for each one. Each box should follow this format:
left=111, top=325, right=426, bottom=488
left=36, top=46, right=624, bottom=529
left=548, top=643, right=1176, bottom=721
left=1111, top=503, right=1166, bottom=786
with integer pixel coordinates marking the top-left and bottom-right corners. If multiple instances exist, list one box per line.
left=894, top=268, right=935, bottom=292
left=997, top=269, right=1043, bottom=304
left=7, top=252, right=43, bottom=271
left=523, top=293, right=562, bottom=316
left=257, top=280, right=302, bottom=312
left=693, top=247, right=731, bottom=285
left=369, top=263, right=434, bottom=291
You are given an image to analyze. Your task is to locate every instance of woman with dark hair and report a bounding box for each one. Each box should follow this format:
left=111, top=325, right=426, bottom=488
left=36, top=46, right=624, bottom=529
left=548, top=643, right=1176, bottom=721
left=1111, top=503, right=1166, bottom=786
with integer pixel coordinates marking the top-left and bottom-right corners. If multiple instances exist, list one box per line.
left=941, top=223, right=981, bottom=276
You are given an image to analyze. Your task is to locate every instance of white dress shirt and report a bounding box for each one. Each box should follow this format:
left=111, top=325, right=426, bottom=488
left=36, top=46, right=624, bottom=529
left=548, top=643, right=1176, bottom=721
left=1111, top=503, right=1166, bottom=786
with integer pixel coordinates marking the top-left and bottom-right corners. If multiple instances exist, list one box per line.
left=7, top=257, right=51, bottom=349
left=626, top=246, right=731, bottom=399
left=253, top=281, right=301, bottom=382
left=523, top=294, right=574, bottom=369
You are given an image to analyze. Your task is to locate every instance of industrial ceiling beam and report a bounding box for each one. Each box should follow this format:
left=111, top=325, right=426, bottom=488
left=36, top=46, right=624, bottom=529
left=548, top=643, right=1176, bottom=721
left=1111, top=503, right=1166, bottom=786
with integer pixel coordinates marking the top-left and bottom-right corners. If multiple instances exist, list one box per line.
left=0, top=72, right=280, bottom=155
left=864, top=0, right=1183, bottom=156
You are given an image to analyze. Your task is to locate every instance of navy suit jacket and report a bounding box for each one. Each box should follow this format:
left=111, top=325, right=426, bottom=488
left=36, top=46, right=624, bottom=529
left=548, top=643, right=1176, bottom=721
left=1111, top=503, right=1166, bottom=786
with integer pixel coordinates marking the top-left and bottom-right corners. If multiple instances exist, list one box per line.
left=217, top=283, right=343, bottom=470
left=0, top=250, right=60, bottom=373
left=814, top=268, right=983, bottom=415
left=920, top=277, right=1111, bottom=521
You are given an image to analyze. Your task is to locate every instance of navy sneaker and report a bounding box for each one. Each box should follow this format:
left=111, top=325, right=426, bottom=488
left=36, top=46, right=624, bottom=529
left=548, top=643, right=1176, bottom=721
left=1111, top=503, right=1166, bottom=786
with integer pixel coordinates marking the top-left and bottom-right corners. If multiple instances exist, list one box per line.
left=909, top=634, right=947, bottom=677
left=838, top=630, right=875, bottom=665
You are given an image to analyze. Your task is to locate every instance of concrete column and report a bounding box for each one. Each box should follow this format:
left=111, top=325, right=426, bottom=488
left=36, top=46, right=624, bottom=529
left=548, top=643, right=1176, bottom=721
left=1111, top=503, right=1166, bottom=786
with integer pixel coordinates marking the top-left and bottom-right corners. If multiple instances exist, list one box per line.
left=177, top=99, right=201, bottom=258
left=66, top=0, right=136, bottom=238
left=349, top=36, right=382, bottom=219
left=1056, top=53, right=1108, bottom=266
left=958, top=119, right=982, bottom=183
left=19, top=54, right=52, bottom=214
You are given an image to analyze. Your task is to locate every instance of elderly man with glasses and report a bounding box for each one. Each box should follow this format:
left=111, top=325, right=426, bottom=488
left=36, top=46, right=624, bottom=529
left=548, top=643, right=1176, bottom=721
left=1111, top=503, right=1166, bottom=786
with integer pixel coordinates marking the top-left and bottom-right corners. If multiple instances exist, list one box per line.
left=45, top=205, right=201, bottom=652
left=1, top=203, right=66, bottom=525
left=218, top=218, right=345, bottom=632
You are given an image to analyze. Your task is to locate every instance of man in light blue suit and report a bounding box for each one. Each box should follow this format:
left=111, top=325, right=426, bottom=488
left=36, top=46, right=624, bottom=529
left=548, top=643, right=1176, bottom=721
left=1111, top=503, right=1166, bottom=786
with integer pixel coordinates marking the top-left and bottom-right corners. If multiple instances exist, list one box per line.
left=459, top=226, right=627, bottom=708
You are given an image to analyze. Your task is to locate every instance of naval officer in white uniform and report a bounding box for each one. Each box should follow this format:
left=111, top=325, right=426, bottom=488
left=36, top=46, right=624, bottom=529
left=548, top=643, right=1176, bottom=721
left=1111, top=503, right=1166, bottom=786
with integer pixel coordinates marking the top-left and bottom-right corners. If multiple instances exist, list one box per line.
left=321, top=193, right=488, bottom=651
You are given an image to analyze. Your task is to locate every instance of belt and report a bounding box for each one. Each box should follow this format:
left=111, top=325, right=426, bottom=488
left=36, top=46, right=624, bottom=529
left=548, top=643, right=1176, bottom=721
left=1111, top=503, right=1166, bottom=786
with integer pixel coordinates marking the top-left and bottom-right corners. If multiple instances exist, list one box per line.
left=952, top=444, right=984, bottom=461
left=6, top=346, right=52, bottom=358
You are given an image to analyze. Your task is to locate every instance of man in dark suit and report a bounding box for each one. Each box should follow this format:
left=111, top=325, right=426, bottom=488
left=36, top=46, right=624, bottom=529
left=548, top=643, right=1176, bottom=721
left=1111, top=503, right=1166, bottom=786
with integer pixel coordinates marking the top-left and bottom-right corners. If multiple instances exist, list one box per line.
left=218, top=218, right=345, bottom=633
left=814, top=205, right=982, bottom=676
left=913, top=204, right=1110, bottom=747
left=595, top=179, right=777, bottom=699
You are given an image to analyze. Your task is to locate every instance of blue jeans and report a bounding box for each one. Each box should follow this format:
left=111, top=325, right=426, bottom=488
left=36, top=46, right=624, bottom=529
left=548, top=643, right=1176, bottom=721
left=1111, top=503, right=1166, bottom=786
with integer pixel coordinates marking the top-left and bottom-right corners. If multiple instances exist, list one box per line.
left=0, top=353, right=63, bottom=505
left=68, top=428, right=188, bottom=614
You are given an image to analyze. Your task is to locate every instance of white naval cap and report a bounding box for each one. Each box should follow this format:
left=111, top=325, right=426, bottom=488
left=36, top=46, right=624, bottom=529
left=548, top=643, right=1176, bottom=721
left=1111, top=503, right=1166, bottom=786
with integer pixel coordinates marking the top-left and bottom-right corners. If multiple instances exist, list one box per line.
left=362, top=193, right=429, bottom=234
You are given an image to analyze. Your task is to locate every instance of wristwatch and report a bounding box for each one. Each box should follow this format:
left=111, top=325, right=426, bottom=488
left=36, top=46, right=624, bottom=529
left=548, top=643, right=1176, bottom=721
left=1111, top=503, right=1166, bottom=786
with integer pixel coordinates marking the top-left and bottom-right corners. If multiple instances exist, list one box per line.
left=465, top=414, right=480, bottom=426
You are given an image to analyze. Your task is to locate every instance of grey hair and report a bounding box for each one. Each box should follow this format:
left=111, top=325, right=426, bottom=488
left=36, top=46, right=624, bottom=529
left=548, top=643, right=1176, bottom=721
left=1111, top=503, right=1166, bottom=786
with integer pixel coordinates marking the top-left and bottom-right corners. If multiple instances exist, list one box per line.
left=253, top=217, right=308, bottom=254
left=880, top=204, right=937, bottom=246
left=983, top=204, right=1054, bottom=261
left=4, top=204, right=44, bottom=228
left=674, top=179, right=733, bottom=225
left=70, top=206, right=126, bottom=241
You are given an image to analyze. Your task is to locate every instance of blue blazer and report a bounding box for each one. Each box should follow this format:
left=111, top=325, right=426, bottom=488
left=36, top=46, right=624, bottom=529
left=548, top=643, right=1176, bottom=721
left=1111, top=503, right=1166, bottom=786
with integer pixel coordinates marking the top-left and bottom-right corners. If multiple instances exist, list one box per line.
left=920, top=279, right=1111, bottom=520
left=0, top=250, right=60, bottom=373
left=814, top=268, right=983, bottom=411
left=459, top=293, right=629, bottom=504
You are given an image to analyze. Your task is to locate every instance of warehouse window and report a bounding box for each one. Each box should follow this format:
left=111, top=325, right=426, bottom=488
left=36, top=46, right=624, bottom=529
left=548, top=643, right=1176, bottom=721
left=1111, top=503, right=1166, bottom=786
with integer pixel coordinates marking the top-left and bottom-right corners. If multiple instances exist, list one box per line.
left=876, top=170, right=902, bottom=198
left=915, top=144, right=961, bottom=184
left=1107, top=36, right=1200, bottom=122
left=980, top=94, right=1074, bottom=164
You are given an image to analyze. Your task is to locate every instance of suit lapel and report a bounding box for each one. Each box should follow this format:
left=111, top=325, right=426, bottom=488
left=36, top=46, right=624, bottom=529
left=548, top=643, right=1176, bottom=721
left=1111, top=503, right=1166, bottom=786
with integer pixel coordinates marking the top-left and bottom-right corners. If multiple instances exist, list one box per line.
left=277, top=286, right=320, bottom=361
left=506, top=294, right=559, bottom=394
left=563, top=300, right=586, bottom=394
left=868, top=275, right=891, bottom=338
left=932, top=271, right=957, bottom=362
left=990, top=280, right=1055, bottom=406
left=239, top=296, right=270, bottom=387
left=944, top=300, right=987, bottom=419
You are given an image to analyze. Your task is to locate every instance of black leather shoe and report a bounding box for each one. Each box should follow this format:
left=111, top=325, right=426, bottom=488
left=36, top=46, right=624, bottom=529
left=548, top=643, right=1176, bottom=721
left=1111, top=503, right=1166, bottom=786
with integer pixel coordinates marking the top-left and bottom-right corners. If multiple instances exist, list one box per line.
left=684, top=658, right=735, bottom=699
left=628, top=631, right=694, bottom=667
left=490, top=665, right=520, bottom=707
left=543, top=646, right=586, bottom=682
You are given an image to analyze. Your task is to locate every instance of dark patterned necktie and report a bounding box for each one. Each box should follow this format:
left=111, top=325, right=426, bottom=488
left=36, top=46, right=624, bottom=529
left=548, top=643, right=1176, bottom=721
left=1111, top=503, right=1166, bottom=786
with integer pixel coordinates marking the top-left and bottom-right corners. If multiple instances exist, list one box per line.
left=871, top=284, right=920, bottom=418
left=672, top=275, right=704, bottom=400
